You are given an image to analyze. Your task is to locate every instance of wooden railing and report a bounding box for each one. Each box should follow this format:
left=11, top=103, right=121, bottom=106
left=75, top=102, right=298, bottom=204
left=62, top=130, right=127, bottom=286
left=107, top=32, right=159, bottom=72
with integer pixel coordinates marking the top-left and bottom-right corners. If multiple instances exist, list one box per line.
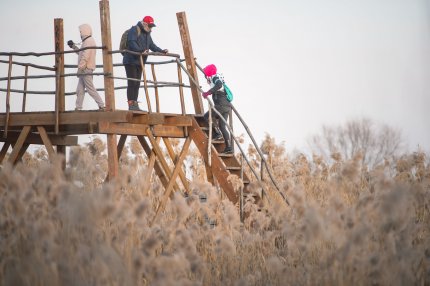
left=0, top=48, right=195, bottom=136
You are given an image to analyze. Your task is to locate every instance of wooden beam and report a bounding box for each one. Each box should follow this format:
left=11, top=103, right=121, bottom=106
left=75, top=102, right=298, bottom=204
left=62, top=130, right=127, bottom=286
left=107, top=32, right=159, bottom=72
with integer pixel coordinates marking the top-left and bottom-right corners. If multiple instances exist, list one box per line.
left=145, top=129, right=180, bottom=192
left=0, top=111, right=132, bottom=127
left=164, top=115, right=192, bottom=126
left=54, top=18, right=65, bottom=112
left=54, top=18, right=65, bottom=135
left=98, top=122, right=186, bottom=137
left=129, top=113, right=165, bottom=125
left=0, top=131, right=78, bottom=146
left=188, top=117, right=238, bottom=203
left=117, top=134, right=127, bottom=159
left=0, top=142, right=11, bottom=164
left=16, top=143, right=30, bottom=164
left=137, top=136, right=170, bottom=189
left=37, top=126, right=56, bottom=160
left=162, top=137, right=190, bottom=193
left=100, top=0, right=118, bottom=180
left=151, top=137, right=191, bottom=225
left=99, top=0, right=115, bottom=111
left=8, top=126, right=31, bottom=165
left=130, top=114, right=192, bottom=127
left=176, top=12, right=203, bottom=115
left=142, top=137, right=161, bottom=196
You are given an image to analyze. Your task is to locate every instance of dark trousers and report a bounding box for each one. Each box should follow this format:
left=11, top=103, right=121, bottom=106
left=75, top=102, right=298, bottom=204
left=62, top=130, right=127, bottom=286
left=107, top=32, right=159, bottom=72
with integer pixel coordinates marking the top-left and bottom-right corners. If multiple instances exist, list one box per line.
left=204, top=109, right=231, bottom=147
left=124, top=64, right=142, bottom=101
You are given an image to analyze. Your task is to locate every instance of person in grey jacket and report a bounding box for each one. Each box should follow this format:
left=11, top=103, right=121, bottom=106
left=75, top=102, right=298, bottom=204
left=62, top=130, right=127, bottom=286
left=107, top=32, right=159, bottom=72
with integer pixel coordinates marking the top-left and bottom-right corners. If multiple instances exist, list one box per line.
left=123, top=16, right=168, bottom=111
left=67, top=24, right=105, bottom=111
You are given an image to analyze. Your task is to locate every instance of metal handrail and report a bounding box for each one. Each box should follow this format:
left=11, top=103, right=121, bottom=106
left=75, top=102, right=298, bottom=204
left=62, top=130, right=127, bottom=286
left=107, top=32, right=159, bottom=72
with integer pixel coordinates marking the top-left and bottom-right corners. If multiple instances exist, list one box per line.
left=177, top=59, right=289, bottom=205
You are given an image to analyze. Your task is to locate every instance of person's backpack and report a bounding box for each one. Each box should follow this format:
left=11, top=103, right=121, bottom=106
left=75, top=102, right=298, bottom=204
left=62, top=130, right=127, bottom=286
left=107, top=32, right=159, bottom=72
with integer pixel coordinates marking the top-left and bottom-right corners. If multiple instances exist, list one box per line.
left=119, top=25, right=141, bottom=55
left=224, top=83, right=233, bottom=102
left=215, top=74, right=233, bottom=102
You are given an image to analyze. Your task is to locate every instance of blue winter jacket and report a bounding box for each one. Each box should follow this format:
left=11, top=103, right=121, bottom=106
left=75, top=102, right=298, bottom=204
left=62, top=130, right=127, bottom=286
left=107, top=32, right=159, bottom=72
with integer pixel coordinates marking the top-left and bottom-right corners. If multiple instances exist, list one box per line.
left=122, top=21, right=163, bottom=66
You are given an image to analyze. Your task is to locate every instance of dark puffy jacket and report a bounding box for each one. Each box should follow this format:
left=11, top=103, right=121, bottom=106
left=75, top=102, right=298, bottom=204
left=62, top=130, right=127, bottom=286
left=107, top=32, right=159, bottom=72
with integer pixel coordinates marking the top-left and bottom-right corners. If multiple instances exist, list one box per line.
left=209, top=75, right=231, bottom=113
left=122, top=21, right=163, bottom=66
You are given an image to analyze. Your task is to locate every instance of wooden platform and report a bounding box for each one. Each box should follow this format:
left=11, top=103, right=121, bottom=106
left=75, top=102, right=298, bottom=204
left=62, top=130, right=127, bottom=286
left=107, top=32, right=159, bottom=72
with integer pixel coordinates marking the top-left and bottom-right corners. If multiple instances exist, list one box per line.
left=0, top=110, right=192, bottom=138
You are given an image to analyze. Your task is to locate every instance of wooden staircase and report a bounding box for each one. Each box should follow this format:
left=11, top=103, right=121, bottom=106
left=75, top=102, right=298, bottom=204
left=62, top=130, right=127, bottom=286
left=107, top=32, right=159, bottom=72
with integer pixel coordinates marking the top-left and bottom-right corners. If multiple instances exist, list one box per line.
left=188, top=116, right=251, bottom=205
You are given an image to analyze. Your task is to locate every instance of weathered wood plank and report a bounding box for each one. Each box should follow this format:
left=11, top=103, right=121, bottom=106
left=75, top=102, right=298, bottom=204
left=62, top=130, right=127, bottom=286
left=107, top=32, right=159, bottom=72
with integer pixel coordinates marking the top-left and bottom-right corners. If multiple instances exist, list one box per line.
left=188, top=117, right=238, bottom=203
left=8, top=126, right=31, bottom=164
left=0, top=142, right=11, bottom=164
left=145, top=129, right=180, bottom=192
left=37, top=126, right=56, bottom=159
left=137, top=136, right=170, bottom=190
left=162, top=137, right=190, bottom=193
left=176, top=12, right=203, bottom=114
left=142, top=137, right=161, bottom=196
left=152, top=137, right=192, bottom=225
left=164, top=115, right=192, bottom=126
left=98, top=122, right=185, bottom=137
left=0, top=111, right=132, bottom=127
left=0, top=131, right=78, bottom=145
left=129, top=113, right=165, bottom=125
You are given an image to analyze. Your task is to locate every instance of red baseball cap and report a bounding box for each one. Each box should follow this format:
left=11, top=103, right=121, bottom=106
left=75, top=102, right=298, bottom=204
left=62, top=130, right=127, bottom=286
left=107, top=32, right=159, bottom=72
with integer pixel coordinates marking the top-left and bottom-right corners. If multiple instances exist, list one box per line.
left=143, top=16, right=156, bottom=27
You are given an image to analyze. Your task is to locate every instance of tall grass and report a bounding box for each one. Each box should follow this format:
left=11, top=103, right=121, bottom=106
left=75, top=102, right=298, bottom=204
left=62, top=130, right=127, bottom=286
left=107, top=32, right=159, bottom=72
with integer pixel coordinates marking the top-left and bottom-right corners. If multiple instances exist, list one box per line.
left=0, top=137, right=429, bottom=285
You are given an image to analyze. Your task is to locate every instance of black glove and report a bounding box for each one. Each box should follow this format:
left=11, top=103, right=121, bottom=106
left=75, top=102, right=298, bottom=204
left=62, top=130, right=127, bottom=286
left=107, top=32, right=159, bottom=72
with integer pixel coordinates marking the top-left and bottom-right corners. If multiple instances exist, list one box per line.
left=67, top=40, right=74, bottom=48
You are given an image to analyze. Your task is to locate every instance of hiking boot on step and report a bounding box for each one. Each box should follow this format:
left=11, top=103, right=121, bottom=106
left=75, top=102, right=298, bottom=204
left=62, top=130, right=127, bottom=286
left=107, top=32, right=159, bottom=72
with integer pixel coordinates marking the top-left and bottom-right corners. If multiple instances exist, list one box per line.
left=212, top=133, right=223, bottom=141
left=222, top=146, right=233, bottom=154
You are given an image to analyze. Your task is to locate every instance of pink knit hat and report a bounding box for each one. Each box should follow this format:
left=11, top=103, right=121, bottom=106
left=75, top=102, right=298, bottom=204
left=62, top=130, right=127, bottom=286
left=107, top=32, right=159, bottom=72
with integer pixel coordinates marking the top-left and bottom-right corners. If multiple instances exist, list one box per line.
left=203, top=64, right=217, bottom=77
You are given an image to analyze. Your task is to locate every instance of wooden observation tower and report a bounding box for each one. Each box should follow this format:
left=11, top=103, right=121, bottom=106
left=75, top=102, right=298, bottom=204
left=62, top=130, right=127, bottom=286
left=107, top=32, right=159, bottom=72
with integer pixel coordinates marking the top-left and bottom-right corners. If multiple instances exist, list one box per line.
left=0, top=0, right=288, bottom=215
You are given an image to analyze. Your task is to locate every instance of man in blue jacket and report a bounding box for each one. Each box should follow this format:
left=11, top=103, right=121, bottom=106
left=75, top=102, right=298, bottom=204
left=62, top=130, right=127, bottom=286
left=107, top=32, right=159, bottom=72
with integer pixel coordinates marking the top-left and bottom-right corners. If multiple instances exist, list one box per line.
left=123, top=16, right=168, bottom=111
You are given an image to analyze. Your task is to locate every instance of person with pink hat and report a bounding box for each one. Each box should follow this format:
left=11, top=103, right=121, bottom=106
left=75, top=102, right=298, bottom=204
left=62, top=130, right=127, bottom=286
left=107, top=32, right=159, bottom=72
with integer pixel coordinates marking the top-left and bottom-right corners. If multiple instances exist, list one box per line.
left=123, top=16, right=168, bottom=111
left=202, top=64, right=233, bottom=154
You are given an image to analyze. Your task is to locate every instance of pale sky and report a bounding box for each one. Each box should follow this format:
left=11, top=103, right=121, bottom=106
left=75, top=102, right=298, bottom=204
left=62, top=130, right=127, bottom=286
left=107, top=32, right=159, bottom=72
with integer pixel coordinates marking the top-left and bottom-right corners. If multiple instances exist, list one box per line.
left=1, top=0, right=429, bottom=153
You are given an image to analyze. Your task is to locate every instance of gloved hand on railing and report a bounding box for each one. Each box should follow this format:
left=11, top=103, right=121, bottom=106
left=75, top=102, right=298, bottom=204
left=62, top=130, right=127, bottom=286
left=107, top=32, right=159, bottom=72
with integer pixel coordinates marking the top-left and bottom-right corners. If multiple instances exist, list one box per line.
left=162, top=49, right=169, bottom=54
left=202, top=91, right=211, bottom=98
left=67, top=40, right=74, bottom=48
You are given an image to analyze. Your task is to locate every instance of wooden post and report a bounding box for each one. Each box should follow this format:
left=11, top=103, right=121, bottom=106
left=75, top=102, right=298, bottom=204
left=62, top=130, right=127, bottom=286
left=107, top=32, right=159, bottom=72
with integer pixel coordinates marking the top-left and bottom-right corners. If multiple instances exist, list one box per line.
left=54, top=19, right=66, bottom=158
left=4, top=55, right=12, bottom=138
left=99, top=0, right=118, bottom=179
left=0, top=142, right=11, bottom=164
left=22, top=66, right=28, bottom=112
left=176, top=12, right=204, bottom=115
left=140, top=55, right=152, bottom=113
left=176, top=62, right=187, bottom=136
left=8, top=126, right=31, bottom=165
left=151, top=64, right=160, bottom=113
left=54, top=19, right=65, bottom=112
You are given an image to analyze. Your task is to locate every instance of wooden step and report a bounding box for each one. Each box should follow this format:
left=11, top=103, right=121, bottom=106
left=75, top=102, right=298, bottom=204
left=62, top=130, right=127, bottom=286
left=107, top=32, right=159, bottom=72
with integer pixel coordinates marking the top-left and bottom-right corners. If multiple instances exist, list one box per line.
left=211, top=139, right=224, bottom=144
left=226, top=166, right=242, bottom=171
left=218, top=153, right=234, bottom=158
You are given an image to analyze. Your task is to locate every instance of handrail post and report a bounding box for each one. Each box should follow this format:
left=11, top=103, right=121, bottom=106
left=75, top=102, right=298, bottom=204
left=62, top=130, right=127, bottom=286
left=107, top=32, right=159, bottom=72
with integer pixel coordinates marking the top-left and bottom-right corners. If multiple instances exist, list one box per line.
left=4, top=55, right=12, bottom=138
left=176, top=61, right=187, bottom=136
left=22, top=65, right=28, bottom=112
left=140, top=54, right=152, bottom=113
left=150, top=63, right=160, bottom=113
